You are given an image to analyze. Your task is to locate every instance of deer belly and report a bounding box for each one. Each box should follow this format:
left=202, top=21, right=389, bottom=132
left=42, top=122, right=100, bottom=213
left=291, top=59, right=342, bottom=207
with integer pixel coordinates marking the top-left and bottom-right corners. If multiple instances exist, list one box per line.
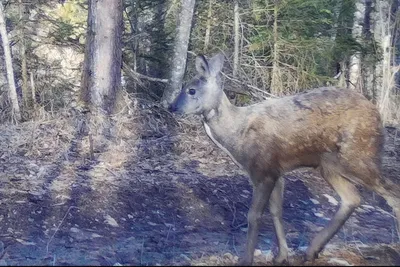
left=203, top=123, right=244, bottom=169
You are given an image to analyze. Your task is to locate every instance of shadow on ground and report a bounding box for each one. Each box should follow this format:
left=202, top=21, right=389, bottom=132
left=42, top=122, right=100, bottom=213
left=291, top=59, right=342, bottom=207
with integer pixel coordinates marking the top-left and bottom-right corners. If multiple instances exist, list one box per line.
left=0, top=122, right=399, bottom=266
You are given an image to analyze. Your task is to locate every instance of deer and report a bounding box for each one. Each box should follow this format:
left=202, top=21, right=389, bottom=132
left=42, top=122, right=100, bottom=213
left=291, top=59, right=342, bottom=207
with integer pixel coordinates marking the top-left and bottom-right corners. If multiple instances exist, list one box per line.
left=168, top=53, right=400, bottom=265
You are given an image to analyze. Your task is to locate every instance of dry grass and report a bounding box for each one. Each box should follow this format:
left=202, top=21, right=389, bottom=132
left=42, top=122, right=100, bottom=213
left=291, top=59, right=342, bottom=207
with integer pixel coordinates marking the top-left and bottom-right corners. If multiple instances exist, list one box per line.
left=0, top=90, right=215, bottom=168
left=375, top=1, right=400, bottom=126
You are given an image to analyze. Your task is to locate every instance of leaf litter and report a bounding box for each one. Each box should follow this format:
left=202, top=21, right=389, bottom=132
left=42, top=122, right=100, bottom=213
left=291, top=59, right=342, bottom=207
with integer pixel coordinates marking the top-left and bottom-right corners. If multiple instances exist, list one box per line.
left=0, top=110, right=399, bottom=265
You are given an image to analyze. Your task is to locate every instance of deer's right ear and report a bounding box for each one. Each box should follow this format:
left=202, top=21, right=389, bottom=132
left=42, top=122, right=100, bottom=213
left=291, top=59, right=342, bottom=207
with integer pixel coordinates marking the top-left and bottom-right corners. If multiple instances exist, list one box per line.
left=195, top=55, right=210, bottom=77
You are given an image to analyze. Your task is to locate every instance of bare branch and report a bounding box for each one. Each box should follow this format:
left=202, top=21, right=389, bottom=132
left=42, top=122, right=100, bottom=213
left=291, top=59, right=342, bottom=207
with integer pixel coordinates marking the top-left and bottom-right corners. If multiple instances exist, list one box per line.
left=122, top=63, right=169, bottom=83
left=221, top=71, right=277, bottom=99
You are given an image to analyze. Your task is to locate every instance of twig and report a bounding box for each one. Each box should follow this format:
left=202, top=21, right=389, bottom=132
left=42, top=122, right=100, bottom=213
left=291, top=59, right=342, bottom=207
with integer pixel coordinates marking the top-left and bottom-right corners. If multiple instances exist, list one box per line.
left=221, top=72, right=277, bottom=98
left=232, top=222, right=248, bottom=230
left=46, top=206, right=77, bottom=254
left=122, top=63, right=168, bottom=83
left=88, top=133, right=94, bottom=160
left=140, top=237, right=145, bottom=265
left=187, top=50, right=197, bottom=56
left=232, top=235, right=239, bottom=257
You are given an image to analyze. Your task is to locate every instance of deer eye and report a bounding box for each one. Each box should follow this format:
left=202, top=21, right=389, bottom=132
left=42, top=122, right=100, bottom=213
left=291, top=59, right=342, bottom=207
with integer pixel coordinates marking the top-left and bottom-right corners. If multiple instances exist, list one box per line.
left=188, top=88, right=196, bottom=95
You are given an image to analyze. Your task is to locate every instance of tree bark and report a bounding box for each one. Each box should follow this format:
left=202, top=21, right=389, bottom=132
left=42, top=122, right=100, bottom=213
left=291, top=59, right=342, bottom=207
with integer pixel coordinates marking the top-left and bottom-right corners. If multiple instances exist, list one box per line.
left=30, top=72, right=36, bottom=110
left=129, top=0, right=138, bottom=91
left=270, top=1, right=281, bottom=95
left=81, top=0, right=123, bottom=114
left=19, top=0, right=30, bottom=108
left=374, top=0, right=396, bottom=123
left=349, top=0, right=365, bottom=92
left=161, top=0, right=196, bottom=107
left=362, top=0, right=374, bottom=100
left=0, top=1, right=21, bottom=122
left=203, top=0, right=213, bottom=53
left=330, top=0, right=343, bottom=42
left=0, top=45, right=6, bottom=96
left=233, top=0, right=240, bottom=77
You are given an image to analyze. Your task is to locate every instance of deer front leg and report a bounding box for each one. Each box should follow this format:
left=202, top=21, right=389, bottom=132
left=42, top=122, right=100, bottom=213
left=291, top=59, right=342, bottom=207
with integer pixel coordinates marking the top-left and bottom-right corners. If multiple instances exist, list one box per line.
left=269, top=177, right=289, bottom=264
left=238, top=177, right=277, bottom=266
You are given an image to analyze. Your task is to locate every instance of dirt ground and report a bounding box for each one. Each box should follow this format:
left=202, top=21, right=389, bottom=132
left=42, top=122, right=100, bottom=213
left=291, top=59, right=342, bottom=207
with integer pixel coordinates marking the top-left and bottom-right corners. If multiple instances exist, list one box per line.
left=0, top=113, right=399, bottom=266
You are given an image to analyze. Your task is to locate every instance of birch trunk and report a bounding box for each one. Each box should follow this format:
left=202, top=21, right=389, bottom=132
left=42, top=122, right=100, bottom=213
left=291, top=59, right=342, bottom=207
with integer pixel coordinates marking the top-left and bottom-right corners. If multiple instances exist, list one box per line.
left=361, top=0, right=374, bottom=100
left=19, top=0, right=30, bottom=108
left=374, top=0, right=395, bottom=123
left=349, top=0, right=365, bottom=92
left=233, top=0, right=240, bottom=77
left=0, top=46, right=6, bottom=96
left=161, top=0, right=196, bottom=107
left=0, top=1, right=21, bottom=122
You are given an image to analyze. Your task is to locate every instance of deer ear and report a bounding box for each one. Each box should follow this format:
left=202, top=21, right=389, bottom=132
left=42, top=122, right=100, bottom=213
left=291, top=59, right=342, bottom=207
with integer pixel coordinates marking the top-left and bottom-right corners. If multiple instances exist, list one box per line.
left=195, top=55, right=210, bottom=77
left=208, top=53, right=225, bottom=77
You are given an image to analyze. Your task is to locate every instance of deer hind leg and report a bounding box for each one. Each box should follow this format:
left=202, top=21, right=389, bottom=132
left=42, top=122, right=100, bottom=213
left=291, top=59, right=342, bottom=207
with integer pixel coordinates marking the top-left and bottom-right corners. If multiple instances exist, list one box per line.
left=335, top=160, right=400, bottom=242
left=334, top=128, right=400, bottom=240
left=269, top=177, right=289, bottom=264
left=371, top=179, right=400, bottom=240
left=306, top=154, right=361, bottom=262
left=381, top=194, right=400, bottom=240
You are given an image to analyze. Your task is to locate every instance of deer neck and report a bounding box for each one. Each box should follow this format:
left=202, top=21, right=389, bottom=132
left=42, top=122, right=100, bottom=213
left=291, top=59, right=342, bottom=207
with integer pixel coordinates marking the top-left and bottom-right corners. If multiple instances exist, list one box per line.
left=202, top=93, right=245, bottom=168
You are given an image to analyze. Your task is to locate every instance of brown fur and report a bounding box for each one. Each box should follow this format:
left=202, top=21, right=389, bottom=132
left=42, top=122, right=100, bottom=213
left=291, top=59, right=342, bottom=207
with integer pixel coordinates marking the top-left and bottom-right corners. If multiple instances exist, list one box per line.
left=199, top=87, right=399, bottom=265
left=207, top=87, right=383, bottom=178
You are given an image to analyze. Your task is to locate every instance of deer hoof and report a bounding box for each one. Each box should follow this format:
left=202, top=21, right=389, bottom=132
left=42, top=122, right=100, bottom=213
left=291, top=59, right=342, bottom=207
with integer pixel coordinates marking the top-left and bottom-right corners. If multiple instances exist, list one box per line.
left=273, top=253, right=289, bottom=265
left=237, top=258, right=253, bottom=266
left=304, top=248, right=319, bottom=263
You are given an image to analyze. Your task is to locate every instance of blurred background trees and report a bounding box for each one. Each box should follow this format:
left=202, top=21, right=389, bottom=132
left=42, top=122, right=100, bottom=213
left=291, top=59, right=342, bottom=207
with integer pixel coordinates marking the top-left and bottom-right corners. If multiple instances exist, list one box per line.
left=0, top=0, right=399, bottom=124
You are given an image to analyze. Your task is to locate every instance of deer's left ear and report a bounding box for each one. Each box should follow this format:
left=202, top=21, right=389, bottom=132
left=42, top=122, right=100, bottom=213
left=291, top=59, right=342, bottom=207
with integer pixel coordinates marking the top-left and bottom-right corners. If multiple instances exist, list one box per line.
left=195, top=55, right=210, bottom=77
left=208, top=53, right=225, bottom=77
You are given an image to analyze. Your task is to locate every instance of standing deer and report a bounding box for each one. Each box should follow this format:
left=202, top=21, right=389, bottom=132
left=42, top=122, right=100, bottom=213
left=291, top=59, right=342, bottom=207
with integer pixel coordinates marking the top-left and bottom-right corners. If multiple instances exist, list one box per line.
left=169, top=53, right=400, bottom=265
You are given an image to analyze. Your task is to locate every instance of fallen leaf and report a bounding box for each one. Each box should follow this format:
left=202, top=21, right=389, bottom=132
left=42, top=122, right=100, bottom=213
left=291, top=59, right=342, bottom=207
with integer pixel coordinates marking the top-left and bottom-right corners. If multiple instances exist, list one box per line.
left=104, top=215, right=119, bottom=227
left=323, top=194, right=339, bottom=206
left=327, top=258, right=353, bottom=266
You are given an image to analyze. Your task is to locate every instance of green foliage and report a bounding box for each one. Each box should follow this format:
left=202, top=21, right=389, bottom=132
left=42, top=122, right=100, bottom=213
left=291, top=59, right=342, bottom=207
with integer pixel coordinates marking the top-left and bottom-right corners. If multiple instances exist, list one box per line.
left=2, top=0, right=395, bottom=118
left=279, top=0, right=336, bottom=39
left=47, top=0, right=87, bottom=45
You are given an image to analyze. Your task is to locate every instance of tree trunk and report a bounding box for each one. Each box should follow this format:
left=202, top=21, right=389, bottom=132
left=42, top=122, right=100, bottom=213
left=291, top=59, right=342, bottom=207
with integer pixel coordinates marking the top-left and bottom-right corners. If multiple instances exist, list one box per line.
left=233, top=0, right=240, bottom=77
left=81, top=0, right=123, bottom=114
left=331, top=0, right=343, bottom=42
left=203, top=0, right=213, bottom=53
left=393, top=1, right=400, bottom=92
left=149, top=1, right=168, bottom=80
left=349, top=0, right=365, bottom=92
left=361, top=0, right=374, bottom=100
left=0, top=1, right=21, bottom=122
left=19, top=0, right=30, bottom=108
left=30, top=72, right=36, bottom=110
left=161, top=0, right=196, bottom=107
left=374, top=0, right=396, bottom=123
left=130, top=0, right=138, bottom=92
left=0, top=45, right=6, bottom=97
left=270, top=1, right=281, bottom=95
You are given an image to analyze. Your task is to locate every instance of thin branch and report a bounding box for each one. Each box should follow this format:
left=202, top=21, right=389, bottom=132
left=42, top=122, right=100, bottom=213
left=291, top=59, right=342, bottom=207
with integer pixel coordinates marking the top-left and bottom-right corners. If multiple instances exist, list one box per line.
left=221, top=71, right=277, bottom=98
left=122, top=63, right=169, bottom=83
left=46, top=206, right=77, bottom=254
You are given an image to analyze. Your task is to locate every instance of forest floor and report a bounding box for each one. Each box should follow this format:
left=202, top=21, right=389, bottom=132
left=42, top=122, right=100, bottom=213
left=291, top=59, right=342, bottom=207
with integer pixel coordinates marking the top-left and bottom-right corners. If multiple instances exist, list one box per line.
left=0, top=109, right=400, bottom=266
